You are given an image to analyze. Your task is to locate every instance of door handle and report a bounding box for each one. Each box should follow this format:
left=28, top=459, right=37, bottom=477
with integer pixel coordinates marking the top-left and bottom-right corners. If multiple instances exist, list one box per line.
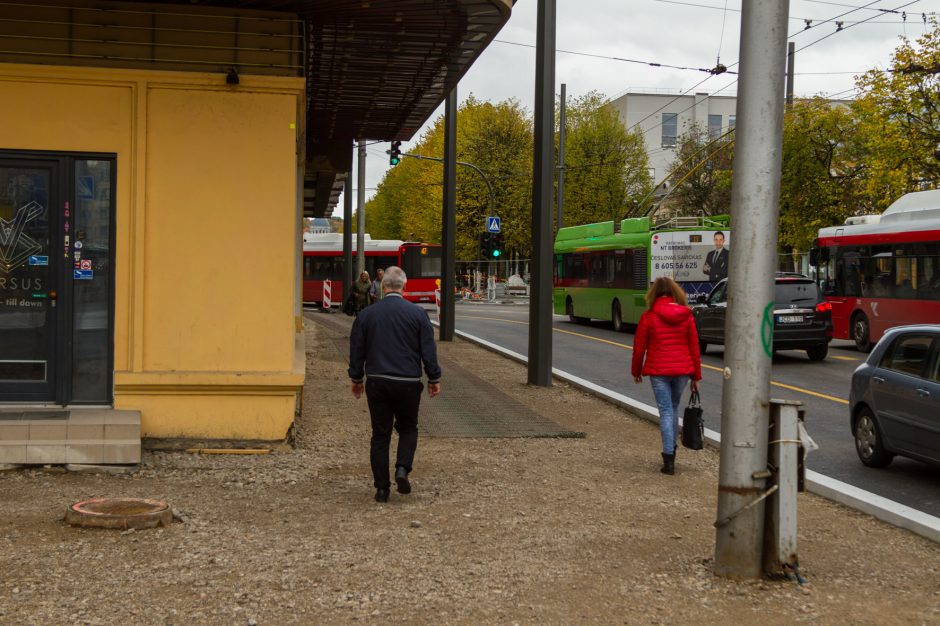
left=917, top=388, right=930, bottom=398
left=872, top=376, right=885, bottom=384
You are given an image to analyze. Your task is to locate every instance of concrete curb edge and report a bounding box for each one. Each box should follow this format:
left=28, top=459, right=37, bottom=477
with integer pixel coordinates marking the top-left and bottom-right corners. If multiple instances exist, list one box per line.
left=447, top=326, right=940, bottom=544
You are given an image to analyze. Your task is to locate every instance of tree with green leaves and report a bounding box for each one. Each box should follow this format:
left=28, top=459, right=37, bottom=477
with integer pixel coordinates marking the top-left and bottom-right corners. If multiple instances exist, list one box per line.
left=778, top=98, right=864, bottom=255
left=366, top=96, right=532, bottom=260
left=662, top=123, right=734, bottom=218
left=561, top=91, right=654, bottom=224
left=365, top=91, right=653, bottom=259
left=853, top=21, right=940, bottom=209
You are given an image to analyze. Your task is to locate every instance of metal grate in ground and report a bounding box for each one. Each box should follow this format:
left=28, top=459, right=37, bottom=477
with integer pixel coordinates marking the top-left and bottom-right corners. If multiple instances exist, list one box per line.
left=309, top=311, right=583, bottom=439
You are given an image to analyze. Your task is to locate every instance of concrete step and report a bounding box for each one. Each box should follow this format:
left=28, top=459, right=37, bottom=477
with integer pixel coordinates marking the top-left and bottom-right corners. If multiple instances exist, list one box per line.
left=0, top=409, right=140, bottom=465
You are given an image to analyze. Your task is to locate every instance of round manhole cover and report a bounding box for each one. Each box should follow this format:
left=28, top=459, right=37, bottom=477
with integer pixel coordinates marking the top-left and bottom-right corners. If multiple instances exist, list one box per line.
left=66, top=497, right=172, bottom=529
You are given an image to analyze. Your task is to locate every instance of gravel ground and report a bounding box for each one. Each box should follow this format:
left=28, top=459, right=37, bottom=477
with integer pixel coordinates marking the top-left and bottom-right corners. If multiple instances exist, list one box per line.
left=1, top=313, right=939, bottom=625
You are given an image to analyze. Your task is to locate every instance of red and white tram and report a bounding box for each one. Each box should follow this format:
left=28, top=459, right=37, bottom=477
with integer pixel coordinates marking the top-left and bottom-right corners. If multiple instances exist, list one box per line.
left=302, top=233, right=441, bottom=305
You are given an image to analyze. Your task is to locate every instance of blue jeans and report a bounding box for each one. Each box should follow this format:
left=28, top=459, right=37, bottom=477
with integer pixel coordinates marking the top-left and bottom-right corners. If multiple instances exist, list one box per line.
left=650, top=376, right=689, bottom=455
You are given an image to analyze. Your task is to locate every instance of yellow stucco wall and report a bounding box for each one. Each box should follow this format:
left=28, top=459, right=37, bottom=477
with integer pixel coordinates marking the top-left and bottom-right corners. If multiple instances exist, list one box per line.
left=0, top=63, right=305, bottom=440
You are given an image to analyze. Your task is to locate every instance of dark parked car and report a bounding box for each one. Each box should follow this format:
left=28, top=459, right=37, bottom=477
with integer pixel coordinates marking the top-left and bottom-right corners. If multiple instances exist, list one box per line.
left=692, top=274, right=833, bottom=361
left=849, top=325, right=940, bottom=468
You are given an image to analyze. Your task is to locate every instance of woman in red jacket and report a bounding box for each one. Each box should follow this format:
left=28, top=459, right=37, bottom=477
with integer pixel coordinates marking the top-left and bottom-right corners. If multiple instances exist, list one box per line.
left=631, top=277, right=702, bottom=475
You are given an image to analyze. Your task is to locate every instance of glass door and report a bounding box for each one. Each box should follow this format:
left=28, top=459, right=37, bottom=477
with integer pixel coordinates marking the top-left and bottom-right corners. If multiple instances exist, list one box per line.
left=0, top=159, right=60, bottom=401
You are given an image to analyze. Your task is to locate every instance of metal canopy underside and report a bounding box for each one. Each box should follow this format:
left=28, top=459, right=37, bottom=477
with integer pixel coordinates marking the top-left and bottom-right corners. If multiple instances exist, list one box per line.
left=113, top=0, right=513, bottom=217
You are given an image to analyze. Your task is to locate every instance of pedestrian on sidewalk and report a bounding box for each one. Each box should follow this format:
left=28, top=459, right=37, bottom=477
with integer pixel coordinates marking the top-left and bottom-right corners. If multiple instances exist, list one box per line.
left=631, top=276, right=702, bottom=475
left=369, top=267, right=385, bottom=304
left=351, top=270, right=371, bottom=315
left=348, top=266, right=442, bottom=502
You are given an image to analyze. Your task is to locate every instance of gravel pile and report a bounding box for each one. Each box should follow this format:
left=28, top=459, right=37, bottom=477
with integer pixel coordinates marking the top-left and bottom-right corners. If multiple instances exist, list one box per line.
left=1, top=314, right=938, bottom=625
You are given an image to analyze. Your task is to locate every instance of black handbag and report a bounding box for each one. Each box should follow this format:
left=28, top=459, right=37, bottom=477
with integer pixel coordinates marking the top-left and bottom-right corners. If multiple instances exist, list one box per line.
left=342, top=293, right=357, bottom=316
left=681, top=390, right=704, bottom=450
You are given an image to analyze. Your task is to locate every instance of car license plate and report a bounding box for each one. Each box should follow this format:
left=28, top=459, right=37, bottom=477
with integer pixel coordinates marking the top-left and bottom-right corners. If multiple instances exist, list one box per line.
left=778, top=315, right=803, bottom=324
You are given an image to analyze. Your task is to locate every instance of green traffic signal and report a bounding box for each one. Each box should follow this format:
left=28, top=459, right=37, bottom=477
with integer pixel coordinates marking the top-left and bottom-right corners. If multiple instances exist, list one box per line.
left=492, top=248, right=501, bottom=258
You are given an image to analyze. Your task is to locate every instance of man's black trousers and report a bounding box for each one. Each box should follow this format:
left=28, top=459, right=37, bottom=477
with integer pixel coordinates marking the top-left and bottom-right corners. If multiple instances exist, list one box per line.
left=365, top=378, right=423, bottom=489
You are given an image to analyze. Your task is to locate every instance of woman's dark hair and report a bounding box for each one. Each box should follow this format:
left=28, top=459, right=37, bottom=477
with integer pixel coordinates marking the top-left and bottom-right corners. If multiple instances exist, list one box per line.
left=644, top=276, right=688, bottom=309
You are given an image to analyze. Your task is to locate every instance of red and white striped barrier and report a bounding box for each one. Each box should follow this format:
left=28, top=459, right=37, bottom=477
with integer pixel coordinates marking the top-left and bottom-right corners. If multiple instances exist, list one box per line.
left=435, top=288, right=441, bottom=322
left=323, top=278, right=332, bottom=310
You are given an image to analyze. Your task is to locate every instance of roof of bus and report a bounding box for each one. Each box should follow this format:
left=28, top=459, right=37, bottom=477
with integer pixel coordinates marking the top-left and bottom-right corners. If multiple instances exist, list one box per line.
left=303, top=233, right=404, bottom=253
left=554, top=214, right=731, bottom=253
left=818, top=190, right=940, bottom=240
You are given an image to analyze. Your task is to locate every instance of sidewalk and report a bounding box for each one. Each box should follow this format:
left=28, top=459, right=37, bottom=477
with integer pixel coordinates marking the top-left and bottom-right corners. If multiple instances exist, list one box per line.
left=0, top=313, right=938, bottom=625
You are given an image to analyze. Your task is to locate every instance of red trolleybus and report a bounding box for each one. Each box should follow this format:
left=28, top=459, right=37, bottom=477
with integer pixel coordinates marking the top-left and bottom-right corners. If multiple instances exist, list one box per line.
left=811, top=190, right=940, bottom=351
left=302, top=233, right=441, bottom=305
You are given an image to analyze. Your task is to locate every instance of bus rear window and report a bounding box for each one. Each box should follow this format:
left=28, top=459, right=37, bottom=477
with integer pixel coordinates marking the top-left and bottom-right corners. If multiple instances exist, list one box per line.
left=401, top=246, right=441, bottom=278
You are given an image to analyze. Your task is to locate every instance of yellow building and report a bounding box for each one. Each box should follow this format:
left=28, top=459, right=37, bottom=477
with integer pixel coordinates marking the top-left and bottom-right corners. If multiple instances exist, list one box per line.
left=0, top=0, right=510, bottom=456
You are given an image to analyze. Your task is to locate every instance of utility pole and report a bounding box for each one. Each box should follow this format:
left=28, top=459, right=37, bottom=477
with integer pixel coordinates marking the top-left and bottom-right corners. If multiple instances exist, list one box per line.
left=786, top=42, right=795, bottom=108
left=356, top=140, right=366, bottom=276
left=529, top=0, right=555, bottom=387
left=715, top=0, right=790, bottom=578
left=441, top=88, right=457, bottom=342
left=343, top=168, right=353, bottom=299
left=557, top=82, right=566, bottom=231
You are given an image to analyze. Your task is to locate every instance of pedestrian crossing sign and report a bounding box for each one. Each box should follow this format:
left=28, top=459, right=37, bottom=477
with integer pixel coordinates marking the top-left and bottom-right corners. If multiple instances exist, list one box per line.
left=486, top=216, right=501, bottom=233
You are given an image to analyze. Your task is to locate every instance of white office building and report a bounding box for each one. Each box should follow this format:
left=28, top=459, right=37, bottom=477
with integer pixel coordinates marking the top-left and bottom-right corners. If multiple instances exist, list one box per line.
left=607, top=91, right=738, bottom=189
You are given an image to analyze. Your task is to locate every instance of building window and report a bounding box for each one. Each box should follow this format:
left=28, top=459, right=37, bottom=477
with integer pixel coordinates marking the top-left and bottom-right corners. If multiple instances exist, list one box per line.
left=662, top=113, right=678, bottom=147
left=728, top=115, right=736, bottom=130
left=708, top=114, right=722, bottom=139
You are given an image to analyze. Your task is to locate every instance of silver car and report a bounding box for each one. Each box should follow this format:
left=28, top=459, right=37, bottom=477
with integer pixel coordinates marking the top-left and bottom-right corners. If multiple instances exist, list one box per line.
left=849, top=324, right=940, bottom=467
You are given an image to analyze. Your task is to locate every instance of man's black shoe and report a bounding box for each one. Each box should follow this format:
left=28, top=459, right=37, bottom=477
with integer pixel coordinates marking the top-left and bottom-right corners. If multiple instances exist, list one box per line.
left=395, top=466, right=412, bottom=494
left=375, top=488, right=390, bottom=503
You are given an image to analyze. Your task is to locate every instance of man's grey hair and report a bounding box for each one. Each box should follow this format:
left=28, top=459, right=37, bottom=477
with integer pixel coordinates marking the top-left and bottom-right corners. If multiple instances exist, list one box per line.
left=382, top=265, right=407, bottom=291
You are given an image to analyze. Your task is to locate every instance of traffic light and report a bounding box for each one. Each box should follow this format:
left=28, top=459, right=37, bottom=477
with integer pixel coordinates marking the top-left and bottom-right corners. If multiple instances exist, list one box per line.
left=491, top=233, right=502, bottom=258
left=389, top=140, right=402, bottom=166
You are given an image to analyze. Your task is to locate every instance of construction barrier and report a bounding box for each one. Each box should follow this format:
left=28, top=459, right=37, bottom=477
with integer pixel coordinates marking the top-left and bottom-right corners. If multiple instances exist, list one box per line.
left=323, top=278, right=332, bottom=310
left=435, top=288, right=441, bottom=322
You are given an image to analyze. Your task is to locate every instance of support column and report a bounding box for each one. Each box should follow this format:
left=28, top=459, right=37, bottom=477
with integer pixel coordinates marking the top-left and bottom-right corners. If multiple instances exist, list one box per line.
left=356, top=141, right=366, bottom=276
left=441, top=88, right=457, bottom=341
left=715, top=0, right=790, bottom=578
left=528, top=0, right=556, bottom=387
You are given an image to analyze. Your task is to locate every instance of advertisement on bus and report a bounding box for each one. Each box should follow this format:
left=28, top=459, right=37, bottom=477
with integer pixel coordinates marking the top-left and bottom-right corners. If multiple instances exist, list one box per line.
left=650, top=229, right=731, bottom=284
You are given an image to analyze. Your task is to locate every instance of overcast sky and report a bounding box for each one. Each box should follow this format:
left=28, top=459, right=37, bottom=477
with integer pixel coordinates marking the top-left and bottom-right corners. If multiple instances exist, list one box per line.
left=333, top=0, right=940, bottom=217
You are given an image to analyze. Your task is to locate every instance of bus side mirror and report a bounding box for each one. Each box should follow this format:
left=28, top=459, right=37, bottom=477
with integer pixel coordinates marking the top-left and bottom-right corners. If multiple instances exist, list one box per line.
left=809, top=249, right=819, bottom=267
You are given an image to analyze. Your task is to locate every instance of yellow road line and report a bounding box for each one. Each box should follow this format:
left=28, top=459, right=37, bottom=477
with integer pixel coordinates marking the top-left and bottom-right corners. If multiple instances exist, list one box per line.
left=460, top=313, right=849, bottom=406
left=831, top=355, right=860, bottom=362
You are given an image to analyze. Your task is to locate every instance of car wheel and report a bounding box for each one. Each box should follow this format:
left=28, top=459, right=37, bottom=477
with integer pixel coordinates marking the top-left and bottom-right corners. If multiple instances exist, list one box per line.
left=612, top=300, right=624, bottom=332
left=699, top=340, right=707, bottom=355
left=853, top=312, right=872, bottom=353
left=854, top=408, right=894, bottom=468
left=806, top=343, right=828, bottom=361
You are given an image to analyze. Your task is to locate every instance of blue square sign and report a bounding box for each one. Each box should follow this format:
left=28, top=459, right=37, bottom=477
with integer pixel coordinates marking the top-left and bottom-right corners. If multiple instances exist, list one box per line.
left=486, top=216, right=501, bottom=233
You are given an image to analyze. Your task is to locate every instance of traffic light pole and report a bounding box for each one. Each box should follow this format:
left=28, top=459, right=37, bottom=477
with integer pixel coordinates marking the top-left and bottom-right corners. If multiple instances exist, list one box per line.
left=397, top=152, right=496, bottom=219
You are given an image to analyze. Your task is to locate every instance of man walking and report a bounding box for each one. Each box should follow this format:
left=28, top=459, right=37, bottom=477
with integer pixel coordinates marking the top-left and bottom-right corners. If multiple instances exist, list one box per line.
left=368, top=267, right=385, bottom=304
left=703, top=231, right=729, bottom=282
left=348, top=266, right=442, bottom=503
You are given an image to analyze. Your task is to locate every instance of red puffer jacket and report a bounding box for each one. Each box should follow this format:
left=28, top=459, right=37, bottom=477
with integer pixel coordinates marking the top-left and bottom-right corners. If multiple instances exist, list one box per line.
left=631, top=295, right=702, bottom=380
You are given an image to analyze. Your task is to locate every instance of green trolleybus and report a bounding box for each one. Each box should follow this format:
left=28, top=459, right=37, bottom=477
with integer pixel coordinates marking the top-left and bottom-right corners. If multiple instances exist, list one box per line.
left=553, top=214, right=732, bottom=331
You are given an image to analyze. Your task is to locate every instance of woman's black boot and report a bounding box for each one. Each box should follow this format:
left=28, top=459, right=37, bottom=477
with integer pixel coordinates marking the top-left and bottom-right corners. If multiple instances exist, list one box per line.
left=661, top=452, right=675, bottom=475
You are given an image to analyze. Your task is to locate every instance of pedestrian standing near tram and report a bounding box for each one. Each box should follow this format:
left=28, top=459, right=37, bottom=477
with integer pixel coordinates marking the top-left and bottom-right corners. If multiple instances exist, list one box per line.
left=351, top=270, right=371, bottom=314
left=369, top=267, right=385, bottom=305
left=348, top=266, right=442, bottom=502
left=631, top=276, right=702, bottom=475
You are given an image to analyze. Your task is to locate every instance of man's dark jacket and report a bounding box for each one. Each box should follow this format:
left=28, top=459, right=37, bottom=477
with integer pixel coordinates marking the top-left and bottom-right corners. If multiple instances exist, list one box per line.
left=348, top=292, right=442, bottom=384
left=705, top=247, right=729, bottom=281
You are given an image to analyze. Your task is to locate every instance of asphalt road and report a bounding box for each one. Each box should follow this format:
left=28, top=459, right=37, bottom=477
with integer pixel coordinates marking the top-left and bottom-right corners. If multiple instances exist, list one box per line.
left=449, top=301, right=940, bottom=518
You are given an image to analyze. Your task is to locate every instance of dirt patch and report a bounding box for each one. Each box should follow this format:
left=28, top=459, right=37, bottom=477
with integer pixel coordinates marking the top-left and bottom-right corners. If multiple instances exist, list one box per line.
left=0, top=314, right=938, bottom=625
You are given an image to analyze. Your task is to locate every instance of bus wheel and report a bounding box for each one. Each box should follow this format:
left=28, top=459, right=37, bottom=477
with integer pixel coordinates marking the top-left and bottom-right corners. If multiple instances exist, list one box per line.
left=853, top=313, right=872, bottom=353
left=566, top=298, right=588, bottom=324
left=612, top=301, right=624, bottom=332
